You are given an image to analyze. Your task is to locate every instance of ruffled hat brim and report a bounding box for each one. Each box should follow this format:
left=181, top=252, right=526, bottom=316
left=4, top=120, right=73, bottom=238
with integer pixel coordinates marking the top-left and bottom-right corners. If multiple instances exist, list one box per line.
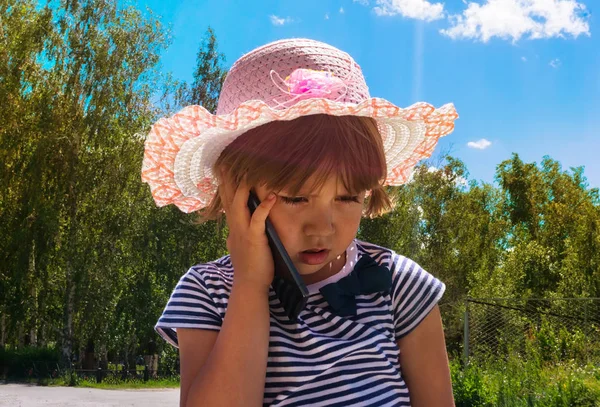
left=141, top=97, right=458, bottom=213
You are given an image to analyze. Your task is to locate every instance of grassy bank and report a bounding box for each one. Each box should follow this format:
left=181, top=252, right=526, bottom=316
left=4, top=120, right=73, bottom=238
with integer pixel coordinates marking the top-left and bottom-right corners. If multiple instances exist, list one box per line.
left=451, top=356, right=600, bottom=406
left=8, top=377, right=180, bottom=389
left=63, top=378, right=180, bottom=389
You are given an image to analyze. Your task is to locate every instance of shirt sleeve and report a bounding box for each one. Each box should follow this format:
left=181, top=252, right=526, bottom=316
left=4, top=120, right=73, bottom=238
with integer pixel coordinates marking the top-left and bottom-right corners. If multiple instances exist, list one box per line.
left=390, top=254, right=445, bottom=340
left=155, top=265, right=224, bottom=348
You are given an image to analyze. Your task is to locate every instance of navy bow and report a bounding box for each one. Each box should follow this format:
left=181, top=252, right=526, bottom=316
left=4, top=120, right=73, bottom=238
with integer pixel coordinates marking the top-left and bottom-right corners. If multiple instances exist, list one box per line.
left=319, top=254, right=392, bottom=317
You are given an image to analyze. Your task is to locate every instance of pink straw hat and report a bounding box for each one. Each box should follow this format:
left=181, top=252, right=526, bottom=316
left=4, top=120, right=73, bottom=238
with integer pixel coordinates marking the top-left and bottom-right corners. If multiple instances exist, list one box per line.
left=142, top=38, right=458, bottom=213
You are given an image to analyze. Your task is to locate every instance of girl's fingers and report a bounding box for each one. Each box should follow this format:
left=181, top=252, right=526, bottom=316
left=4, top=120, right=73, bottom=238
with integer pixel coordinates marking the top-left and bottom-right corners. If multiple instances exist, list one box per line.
left=230, top=176, right=250, bottom=223
left=249, top=192, right=277, bottom=235
left=220, top=172, right=271, bottom=231
left=232, top=175, right=250, bottom=207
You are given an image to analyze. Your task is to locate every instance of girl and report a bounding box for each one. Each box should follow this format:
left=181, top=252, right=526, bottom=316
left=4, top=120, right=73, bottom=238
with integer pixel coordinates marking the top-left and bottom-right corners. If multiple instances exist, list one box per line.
left=142, top=38, right=458, bottom=407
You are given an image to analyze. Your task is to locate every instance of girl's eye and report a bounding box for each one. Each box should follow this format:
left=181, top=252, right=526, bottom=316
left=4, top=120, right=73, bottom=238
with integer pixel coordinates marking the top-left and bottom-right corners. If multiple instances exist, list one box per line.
left=338, top=195, right=360, bottom=204
left=280, top=196, right=307, bottom=206
left=279, top=195, right=360, bottom=205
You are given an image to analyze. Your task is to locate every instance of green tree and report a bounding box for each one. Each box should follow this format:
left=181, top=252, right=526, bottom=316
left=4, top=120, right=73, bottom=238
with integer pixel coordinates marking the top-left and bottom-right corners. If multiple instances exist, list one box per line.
left=496, top=154, right=600, bottom=298
left=0, top=0, right=169, bottom=363
left=187, top=26, right=227, bottom=112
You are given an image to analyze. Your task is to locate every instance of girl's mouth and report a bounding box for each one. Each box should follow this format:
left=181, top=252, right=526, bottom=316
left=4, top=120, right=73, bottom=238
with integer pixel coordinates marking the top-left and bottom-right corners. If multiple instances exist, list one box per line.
left=298, top=249, right=330, bottom=265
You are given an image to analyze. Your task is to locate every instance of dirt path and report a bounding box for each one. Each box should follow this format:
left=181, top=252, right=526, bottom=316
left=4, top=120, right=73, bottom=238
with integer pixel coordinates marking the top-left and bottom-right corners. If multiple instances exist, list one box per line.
left=0, top=383, right=179, bottom=407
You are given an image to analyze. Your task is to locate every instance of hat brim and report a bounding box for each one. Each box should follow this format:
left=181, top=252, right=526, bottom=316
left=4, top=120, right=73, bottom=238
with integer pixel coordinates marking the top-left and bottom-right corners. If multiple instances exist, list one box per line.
left=141, top=98, right=458, bottom=213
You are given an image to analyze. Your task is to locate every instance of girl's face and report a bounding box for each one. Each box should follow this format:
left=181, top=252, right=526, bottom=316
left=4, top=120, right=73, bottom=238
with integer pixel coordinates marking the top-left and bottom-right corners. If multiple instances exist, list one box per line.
left=255, top=173, right=365, bottom=283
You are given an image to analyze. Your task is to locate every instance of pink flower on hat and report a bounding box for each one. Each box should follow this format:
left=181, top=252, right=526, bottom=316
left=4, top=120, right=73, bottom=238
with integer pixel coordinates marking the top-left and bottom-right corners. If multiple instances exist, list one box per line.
left=285, top=69, right=345, bottom=98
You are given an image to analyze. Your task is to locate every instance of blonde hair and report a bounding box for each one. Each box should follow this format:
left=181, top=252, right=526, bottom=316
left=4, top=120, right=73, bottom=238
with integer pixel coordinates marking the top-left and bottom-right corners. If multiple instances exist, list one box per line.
left=199, top=114, right=393, bottom=222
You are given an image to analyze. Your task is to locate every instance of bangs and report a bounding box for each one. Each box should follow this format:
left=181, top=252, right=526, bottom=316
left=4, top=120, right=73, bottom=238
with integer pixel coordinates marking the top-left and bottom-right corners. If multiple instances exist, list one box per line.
left=217, top=114, right=387, bottom=196
left=200, top=114, right=393, bottom=222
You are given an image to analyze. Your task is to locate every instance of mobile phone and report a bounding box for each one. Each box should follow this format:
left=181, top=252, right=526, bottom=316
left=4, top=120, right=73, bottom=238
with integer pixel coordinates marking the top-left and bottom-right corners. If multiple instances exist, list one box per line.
left=247, top=190, right=309, bottom=321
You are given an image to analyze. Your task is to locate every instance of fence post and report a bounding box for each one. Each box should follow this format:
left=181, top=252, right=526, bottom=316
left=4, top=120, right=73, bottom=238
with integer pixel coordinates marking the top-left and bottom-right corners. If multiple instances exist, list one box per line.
left=144, top=365, right=149, bottom=382
left=96, top=367, right=103, bottom=384
left=463, top=298, right=470, bottom=365
left=584, top=300, right=589, bottom=364
left=68, top=361, right=77, bottom=387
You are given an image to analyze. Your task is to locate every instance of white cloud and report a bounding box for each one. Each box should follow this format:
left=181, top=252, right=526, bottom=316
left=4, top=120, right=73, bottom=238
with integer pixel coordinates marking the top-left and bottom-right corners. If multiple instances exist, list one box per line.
left=521, top=56, right=527, bottom=61
left=270, top=15, right=293, bottom=26
left=467, top=138, right=492, bottom=150
left=340, top=7, right=345, bottom=13
left=549, top=58, right=561, bottom=68
left=373, top=0, right=445, bottom=21
left=325, top=13, right=330, bottom=19
left=441, top=0, right=590, bottom=43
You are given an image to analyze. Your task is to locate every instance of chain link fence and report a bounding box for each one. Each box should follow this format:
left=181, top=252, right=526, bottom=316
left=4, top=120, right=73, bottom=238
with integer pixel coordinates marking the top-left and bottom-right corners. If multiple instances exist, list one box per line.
left=463, top=298, right=600, bottom=365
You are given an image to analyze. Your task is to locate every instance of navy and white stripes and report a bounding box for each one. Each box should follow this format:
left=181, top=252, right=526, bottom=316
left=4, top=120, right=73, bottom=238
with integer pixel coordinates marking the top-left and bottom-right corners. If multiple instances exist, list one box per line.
left=156, top=239, right=445, bottom=406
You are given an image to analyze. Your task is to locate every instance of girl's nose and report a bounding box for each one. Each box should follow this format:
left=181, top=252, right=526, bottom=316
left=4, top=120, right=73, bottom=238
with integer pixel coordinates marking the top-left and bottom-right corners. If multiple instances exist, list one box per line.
left=303, top=209, right=335, bottom=238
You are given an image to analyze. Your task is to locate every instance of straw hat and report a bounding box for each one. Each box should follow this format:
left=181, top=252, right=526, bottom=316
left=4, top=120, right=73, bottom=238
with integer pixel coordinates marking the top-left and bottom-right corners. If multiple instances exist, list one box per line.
left=142, top=38, right=458, bottom=213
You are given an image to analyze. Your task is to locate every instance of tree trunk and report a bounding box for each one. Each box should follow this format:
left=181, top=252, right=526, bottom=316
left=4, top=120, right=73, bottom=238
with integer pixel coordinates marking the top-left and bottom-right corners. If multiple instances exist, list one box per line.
left=37, top=300, right=46, bottom=347
left=144, top=354, right=159, bottom=378
left=83, top=339, right=95, bottom=370
left=28, top=240, right=38, bottom=346
left=127, top=350, right=137, bottom=371
left=99, top=344, right=108, bottom=370
left=17, top=323, right=24, bottom=347
left=62, top=134, right=80, bottom=367
left=0, top=312, right=5, bottom=347
left=29, top=326, right=37, bottom=346
left=38, top=324, right=46, bottom=348
left=61, top=270, right=75, bottom=366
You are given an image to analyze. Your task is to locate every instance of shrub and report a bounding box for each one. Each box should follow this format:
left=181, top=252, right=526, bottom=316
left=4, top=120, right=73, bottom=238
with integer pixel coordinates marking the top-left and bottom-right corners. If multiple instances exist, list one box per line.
left=450, top=359, right=494, bottom=406
left=0, top=346, right=61, bottom=379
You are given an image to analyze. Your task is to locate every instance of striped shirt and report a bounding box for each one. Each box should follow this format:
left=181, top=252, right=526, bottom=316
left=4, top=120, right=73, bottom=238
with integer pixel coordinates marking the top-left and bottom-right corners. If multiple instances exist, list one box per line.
left=156, top=239, right=445, bottom=406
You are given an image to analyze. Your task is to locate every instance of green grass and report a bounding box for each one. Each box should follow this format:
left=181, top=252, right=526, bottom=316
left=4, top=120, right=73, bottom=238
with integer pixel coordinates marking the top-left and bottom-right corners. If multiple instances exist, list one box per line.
left=20, top=376, right=180, bottom=389
left=451, top=356, right=600, bottom=407
left=74, top=378, right=180, bottom=389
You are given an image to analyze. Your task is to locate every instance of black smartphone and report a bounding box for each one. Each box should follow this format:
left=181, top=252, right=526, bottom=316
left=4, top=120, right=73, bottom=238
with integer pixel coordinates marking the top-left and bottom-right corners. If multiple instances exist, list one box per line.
left=247, top=190, right=309, bottom=321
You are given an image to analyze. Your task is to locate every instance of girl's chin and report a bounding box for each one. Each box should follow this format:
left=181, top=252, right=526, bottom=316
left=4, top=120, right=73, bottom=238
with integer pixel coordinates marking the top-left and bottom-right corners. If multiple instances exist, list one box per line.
left=295, top=264, right=322, bottom=276
left=295, top=260, right=341, bottom=283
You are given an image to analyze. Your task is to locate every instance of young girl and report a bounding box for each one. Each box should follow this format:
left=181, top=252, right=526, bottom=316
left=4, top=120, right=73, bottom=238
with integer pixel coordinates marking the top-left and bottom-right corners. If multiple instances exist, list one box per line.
left=142, top=38, right=458, bottom=406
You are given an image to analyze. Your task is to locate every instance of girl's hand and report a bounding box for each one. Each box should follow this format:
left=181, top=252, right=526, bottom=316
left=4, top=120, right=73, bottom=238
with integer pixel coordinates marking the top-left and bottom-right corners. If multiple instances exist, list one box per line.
left=220, top=174, right=277, bottom=292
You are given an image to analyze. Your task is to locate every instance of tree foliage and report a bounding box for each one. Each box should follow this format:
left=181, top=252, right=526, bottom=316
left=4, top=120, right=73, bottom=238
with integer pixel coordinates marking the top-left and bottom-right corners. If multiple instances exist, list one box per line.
left=360, top=154, right=600, bottom=350
left=0, top=1, right=229, bottom=366
left=187, top=26, right=227, bottom=113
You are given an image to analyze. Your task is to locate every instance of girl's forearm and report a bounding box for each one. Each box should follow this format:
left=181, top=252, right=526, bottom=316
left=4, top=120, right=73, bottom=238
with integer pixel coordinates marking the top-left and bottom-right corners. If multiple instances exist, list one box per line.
left=186, top=282, right=271, bottom=407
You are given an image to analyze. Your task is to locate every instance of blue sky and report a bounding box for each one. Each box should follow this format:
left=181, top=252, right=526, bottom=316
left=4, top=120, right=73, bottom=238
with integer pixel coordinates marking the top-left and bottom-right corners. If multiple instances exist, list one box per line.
left=139, top=0, right=599, bottom=189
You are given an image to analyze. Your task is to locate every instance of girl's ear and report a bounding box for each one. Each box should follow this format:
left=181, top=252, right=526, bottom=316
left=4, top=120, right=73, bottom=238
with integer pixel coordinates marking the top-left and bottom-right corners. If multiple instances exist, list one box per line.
left=215, top=165, right=227, bottom=183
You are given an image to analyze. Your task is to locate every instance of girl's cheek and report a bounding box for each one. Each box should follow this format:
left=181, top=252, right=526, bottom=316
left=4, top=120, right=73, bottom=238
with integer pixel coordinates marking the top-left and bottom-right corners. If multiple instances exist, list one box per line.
left=268, top=204, right=298, bottom=230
